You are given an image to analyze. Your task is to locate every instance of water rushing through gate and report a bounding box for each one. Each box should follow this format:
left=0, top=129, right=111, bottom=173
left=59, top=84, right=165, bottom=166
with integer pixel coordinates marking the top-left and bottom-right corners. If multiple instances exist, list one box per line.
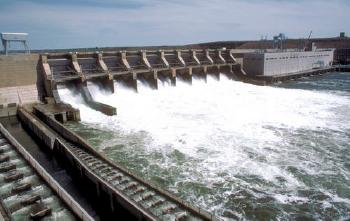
left=58, top=73, right=350, bottom=220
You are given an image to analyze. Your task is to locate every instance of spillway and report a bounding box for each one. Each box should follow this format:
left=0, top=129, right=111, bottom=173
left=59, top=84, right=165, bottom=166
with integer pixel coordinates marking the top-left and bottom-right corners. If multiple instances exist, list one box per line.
left=1, top=41, right=349, bottom=221
left=57, top=72, right=350, bottom=220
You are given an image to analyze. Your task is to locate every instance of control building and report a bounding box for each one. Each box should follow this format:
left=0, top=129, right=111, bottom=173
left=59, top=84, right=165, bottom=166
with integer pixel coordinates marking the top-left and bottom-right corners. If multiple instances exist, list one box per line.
left=243, top=49, right=334, bottom=76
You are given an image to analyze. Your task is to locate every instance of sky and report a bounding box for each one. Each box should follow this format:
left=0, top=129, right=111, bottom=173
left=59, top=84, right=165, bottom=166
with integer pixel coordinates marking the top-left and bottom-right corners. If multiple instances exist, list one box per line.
left=0, top=0, right=349, bottom=49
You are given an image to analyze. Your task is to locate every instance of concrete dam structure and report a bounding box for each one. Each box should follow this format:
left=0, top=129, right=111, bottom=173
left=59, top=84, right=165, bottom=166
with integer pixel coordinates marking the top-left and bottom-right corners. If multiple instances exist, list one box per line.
left=0, top=47, right=249, bottom=221
left=40, top=49, right=243, bottom=116
left=0, top=44, right=349, bottom=220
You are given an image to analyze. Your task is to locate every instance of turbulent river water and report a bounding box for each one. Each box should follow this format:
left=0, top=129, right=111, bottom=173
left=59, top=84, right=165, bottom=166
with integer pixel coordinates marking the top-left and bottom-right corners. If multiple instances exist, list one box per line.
left=59, top=72, right=350, bottom=220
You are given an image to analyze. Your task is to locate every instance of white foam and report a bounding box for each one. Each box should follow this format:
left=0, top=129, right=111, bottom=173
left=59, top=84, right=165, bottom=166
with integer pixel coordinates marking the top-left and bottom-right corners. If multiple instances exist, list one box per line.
left=60, top=76, right=349, bottom=179
left=58, top=74, right=350, bottom=217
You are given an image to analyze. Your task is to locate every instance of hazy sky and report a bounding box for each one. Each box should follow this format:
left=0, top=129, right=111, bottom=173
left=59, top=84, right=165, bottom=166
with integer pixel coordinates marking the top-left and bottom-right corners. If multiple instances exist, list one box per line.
left=0, top=0, right=349, bottom=49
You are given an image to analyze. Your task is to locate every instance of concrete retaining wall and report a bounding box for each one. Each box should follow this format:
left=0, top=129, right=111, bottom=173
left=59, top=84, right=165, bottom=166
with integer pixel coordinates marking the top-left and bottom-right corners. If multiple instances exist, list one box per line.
left=17, top=107, right=56, bottom=149
left=0, top=54, right=39, bottom=88
left=0, top=54, right=40, bottom=117
left=0, top=85, right=38, bottom=105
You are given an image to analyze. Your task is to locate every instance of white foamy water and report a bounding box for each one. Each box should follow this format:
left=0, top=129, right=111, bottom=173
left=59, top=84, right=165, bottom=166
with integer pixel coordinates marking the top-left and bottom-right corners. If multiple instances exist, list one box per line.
left=58, top=75, right=350, bottom=220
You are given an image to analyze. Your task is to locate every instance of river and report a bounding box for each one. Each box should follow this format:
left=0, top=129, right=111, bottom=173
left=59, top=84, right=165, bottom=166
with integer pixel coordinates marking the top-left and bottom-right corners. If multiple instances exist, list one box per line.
left=59, top=72, right=350, bottom=220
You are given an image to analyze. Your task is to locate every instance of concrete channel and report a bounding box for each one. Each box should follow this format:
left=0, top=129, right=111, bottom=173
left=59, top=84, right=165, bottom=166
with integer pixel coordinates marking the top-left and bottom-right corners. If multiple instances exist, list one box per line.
left=0, top=122, right=92, bottom=220
left=0, top=116, right=103, bottom=220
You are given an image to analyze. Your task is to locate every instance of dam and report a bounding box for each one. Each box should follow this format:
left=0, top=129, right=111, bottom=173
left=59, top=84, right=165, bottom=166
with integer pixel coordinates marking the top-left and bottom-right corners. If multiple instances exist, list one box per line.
left=0, top=41, right=350, bottom=220
left=40, top=49, right=241, bottom=116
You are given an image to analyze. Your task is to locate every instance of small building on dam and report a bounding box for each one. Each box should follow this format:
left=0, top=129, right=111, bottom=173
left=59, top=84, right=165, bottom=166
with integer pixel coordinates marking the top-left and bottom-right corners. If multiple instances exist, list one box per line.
left=243, top=49, right=334, bottom=76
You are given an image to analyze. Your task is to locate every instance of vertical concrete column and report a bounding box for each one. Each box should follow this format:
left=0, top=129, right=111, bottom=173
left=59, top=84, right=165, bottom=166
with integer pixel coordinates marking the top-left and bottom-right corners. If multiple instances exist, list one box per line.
left=170, top=68, right=176, bottom=86
left=202, top=65, right=208, bottom=82
left=176, top=50, right=186, bottom=66
left=129, top=72, right=138, bottom=92
left=218, top=49, right=226, bottom=63
left=41, top=55, right=52, bottom=78
left=71, top=53, right=86, bottom=82
left=41, top=55, right=55, bottom=99
left=149, top=70, right=158, bottom=89
left=178, top=67, right=192, bottom=84
left=191, top=50, right=200, bottom=65
left=120, top=51, right=131, bottom=70
left=214, top=65, right=221, bottom=80
left=97, top=53, right=115, bottom=93
left=51, top=81, right=61, bottom=103
left=98, top=75, right=115, bottom=94
left=205, top=49, right=214, bottom=64
left=188, top=67, right=193, bottom=84
left=140, top=50, right=152, bottom=69
left=159, top=50, right=170, bottom=68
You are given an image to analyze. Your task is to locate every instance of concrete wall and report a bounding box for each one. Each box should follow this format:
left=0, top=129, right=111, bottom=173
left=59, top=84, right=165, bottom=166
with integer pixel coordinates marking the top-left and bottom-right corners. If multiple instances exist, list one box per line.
left=0, top=54, right=40, bottom=116
left=242, top=53, right=265, bottom=76
left=0, top=85, right=38, bottom=104
left=243, top=50, right=334, bottom=76
left=0, top=54, right=39, bottom=88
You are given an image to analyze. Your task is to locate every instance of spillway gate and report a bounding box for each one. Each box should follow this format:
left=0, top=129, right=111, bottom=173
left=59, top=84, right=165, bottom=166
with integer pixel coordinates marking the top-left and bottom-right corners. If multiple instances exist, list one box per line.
left=40, top=49, right=244, bottom=116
